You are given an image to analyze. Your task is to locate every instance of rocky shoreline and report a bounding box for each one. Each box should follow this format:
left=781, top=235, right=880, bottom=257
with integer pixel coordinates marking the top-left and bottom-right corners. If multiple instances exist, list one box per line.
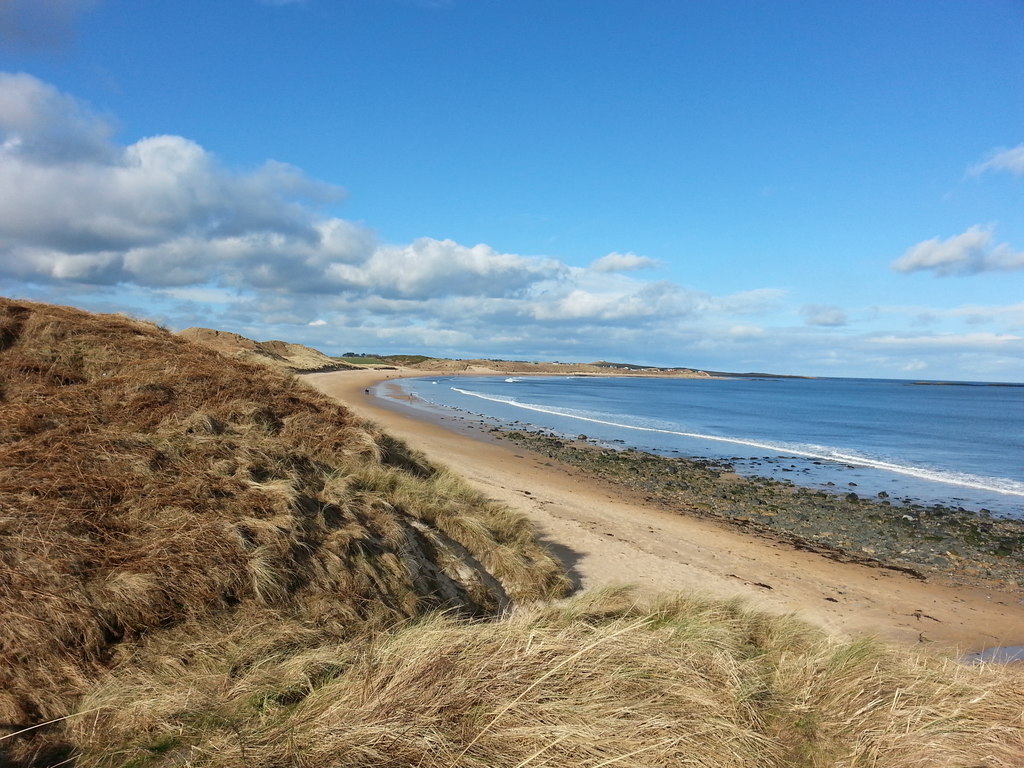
left=492, top=428, right=1024, bottom=590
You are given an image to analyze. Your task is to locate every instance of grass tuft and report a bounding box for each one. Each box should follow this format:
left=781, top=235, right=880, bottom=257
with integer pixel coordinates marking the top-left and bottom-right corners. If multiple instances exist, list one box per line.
left=65, top=591, right=1024, bottom=768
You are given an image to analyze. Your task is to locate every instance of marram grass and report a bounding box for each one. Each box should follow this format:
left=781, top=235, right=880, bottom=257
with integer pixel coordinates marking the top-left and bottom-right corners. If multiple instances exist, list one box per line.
left=0, top=298, right=567, bottom=764
left=68, top=589, right=1024, bottom=768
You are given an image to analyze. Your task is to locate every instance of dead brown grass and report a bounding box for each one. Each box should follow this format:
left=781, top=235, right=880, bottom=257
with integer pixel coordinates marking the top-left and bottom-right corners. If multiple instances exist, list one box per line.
left=66, top=588, right=1024, bottom=768
left=177, top=327, right=358, bottom=374
left=0, top=298, right=568, bottom=764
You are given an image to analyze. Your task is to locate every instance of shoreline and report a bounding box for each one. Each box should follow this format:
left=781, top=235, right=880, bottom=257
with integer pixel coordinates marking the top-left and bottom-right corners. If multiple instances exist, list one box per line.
left=399, top=371, right=1023, bottom=518
left=489, top=429, right=1024, bottom=590
left=304, top=368, right=1024, bottom=655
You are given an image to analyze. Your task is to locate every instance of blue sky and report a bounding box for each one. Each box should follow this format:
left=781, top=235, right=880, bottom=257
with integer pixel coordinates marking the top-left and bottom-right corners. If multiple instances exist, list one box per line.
left=1, top=0, right=1022, bottom=380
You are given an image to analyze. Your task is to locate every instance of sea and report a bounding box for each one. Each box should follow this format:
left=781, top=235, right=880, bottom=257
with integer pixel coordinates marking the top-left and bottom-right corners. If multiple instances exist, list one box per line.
left=384, top=375, right=1024, bottom=520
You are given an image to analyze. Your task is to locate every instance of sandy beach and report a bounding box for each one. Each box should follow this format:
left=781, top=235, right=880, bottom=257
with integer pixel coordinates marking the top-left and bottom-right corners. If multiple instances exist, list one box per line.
left=305, top=369, right=1024, bottom=655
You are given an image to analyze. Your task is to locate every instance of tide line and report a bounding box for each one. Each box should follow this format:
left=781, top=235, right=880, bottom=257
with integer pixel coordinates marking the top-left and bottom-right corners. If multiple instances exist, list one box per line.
left=449, top=387, right=1024, bottom=498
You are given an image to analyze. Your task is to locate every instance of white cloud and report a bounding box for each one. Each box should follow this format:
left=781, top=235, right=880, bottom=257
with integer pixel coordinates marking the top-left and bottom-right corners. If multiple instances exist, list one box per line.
left=899, top=360, right=928, bottom=373
left=947, top=303, right=1024, bottom=328
left=728, top=325, right=766, bottom=339
left=158, top=286, right=244, bottom=305
left=875, top=301, right=1024, bottom=326
left=968, top=143, right=1024, bottom=177
left=711, top=288, right=786, bottom=315
left=801, top=304, right=847, bottom=327
left=528, top=281, right=701, bottom=322
left=6, top=74, right=1021, bottom=381
left=0, top=74, right=582, bottom=304
left=0, top=71, right=113, bottom=163
left=891, top=226, right=1024, bottom=276
left=0, top=74, right=342, bottom=264
left=0, top=74, right=748, bottom=332
left=337, top=238, right=565, bottom=299
left=590, top=251, right=660, bottom=273
left=868, top=332, right=1022, bottom=349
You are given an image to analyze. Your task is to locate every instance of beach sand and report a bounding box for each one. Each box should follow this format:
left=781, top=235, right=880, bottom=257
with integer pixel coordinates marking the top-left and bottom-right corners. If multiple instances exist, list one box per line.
left=305, top=369, right=1024, bottom=655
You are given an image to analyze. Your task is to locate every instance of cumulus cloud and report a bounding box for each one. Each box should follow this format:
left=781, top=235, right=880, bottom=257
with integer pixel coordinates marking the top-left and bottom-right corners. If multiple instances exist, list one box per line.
left=0, top=73, right=763, bottom=333
left=333, top=239, right=565, bottom=299
left=1, top=73, right=846, bottom=373
left=891, top=226, right=1024, bottom=276
left=0, top=77, right=343, bottom=264
left=590, top=251, right=660, bottom=273
left=528, top=281, right=703, bottom=322
left=801, top=304, right=847, bottom=327
left=0, top=71, right=114, bottom=163
left=968, top=144, right=1024, bottom=177
left=0, top=73, right=576, bottom=305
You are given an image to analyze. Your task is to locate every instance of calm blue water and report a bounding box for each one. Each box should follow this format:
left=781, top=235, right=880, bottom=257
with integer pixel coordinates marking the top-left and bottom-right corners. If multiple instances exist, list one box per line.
left=387, top=376, right=1024, bottom=519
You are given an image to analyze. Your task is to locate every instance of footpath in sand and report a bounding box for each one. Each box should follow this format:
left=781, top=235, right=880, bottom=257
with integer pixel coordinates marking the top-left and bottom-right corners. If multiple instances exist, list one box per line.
left=305, top=369, right=1024, bottom=655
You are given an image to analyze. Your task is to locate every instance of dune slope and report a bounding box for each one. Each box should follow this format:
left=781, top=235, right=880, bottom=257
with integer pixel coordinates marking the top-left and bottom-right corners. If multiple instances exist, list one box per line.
left=0, top=299, right=567, bottom=763
left=177, top=326, right=358, bottom=374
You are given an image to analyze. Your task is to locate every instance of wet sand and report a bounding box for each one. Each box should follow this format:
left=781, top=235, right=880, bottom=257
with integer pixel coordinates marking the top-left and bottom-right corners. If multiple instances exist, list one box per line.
left=304, top=369, right=1024, bottom=655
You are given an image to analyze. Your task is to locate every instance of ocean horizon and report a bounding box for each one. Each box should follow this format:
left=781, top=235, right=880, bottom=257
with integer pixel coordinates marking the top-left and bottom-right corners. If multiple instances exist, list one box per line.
left=386, top=374, right=1024, bottom=520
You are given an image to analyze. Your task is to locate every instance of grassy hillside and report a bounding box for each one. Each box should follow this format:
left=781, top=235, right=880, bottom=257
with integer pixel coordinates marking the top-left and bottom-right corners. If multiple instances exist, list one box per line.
left=178, top=327, right=360, bottom=373
left=1, top=299, right=1022, bottom=767
left=0, top=299, right=567, bottom=765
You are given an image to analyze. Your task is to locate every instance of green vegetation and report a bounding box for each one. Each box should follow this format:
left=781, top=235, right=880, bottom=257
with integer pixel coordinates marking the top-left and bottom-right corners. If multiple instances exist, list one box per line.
left=2, top=298, right=1022, bottom=767
left=334, top=352, right=434, bottom=366
left=383, top=354, right=434, bottom=365
left=335, top=352, right=390, bottom=364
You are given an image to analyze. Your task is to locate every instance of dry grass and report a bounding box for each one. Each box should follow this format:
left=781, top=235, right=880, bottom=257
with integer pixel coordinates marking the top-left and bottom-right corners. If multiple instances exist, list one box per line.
left=0, top=298, right=568, bottom=764
left=2, top=298, right=1022, bottom=767
left=177, top=327, right=358, bottom=374
left=66, top=588, right=1024, bottom=768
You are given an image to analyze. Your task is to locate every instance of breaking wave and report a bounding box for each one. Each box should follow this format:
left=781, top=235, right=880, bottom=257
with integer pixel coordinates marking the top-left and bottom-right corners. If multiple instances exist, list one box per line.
left=450, top=386, right=1024, bottom=498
